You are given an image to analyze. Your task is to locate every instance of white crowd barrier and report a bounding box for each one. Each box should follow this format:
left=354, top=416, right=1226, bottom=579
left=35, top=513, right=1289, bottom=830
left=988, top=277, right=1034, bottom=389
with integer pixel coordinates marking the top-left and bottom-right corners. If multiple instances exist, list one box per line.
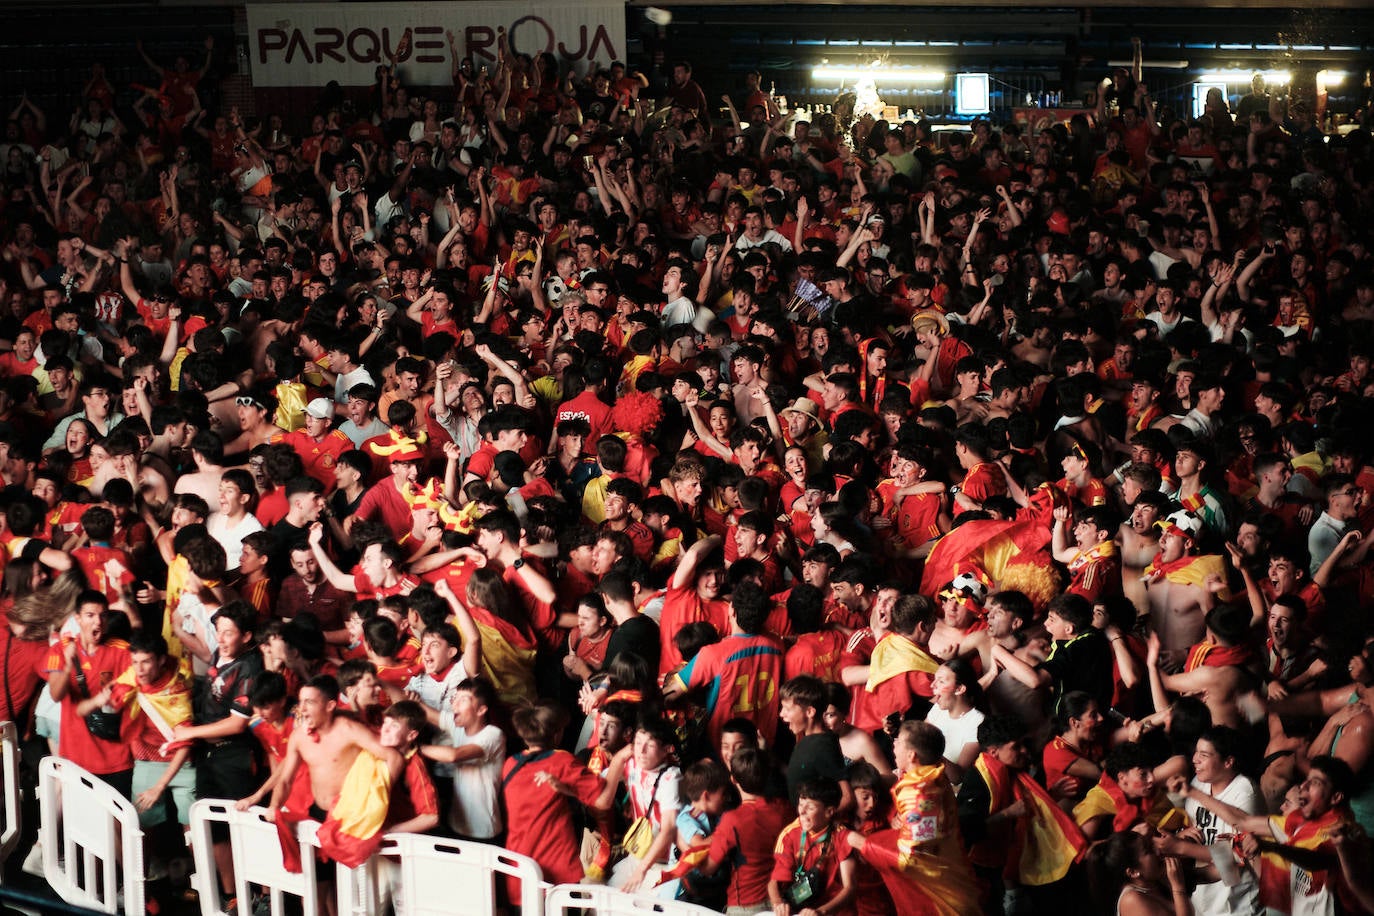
left=547, top=883, right=721, bottom=916
left=186, top=798, right=728, bottom=916
left=37, top=757, right=145, bottom=915
left=377, top=833, right=546, bottom=916
left=188, top=799, right=323, bottom=916
left=0, top=721, right=20, bottom=872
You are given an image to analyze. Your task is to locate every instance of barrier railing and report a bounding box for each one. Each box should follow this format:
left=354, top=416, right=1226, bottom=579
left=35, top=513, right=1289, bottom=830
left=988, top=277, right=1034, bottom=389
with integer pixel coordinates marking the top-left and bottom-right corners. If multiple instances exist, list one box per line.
left=37, top=757, right=145, bottom=915
left=0, top=721, right=20, bottom=872
left=377, top=833, right=546, bottom=916
left=547, top=883, right=721, bottom=916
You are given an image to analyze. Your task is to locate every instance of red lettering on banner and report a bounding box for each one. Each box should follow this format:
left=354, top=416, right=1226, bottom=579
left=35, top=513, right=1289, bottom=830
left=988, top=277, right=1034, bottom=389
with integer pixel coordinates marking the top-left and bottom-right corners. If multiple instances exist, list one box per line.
left=347, top=28, right=383, bottom=63
left=587, top=24, right=617, bottom=62
left=315, top=28, right=345, bottom=63
left=284, top=29, right=312, bottom=64
left=466, top=25, right=496, bottom=62
left=258, top=29, right=287, bottom=63
left=557, top=26, right=587, bottom=60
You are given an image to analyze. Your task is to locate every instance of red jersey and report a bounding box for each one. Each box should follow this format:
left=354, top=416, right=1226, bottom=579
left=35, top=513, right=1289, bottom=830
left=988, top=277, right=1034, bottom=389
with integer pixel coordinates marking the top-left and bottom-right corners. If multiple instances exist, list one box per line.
left=281, top=429, right=352, bottom=488
left=71, top=544, right=135, bottom=604
left=0, top=628, right=52, bottom=721
left=501, top=749, right=604, bottom=896
left=771, top=821, right=856, bottom=916
left=709, top=797, right=792, bottom=907
left=957, top=462, right=1006, bottom=514
left=658, top=584, right=730, bottom=675
left=676, top=633, right=784, bottom=747
left=386, top=750, right=438, bottom=828
left=354, top=479, right=416, bottom=541
left=555, top=391, right=614, bottom=455
left=46, top=638, right=133, bottom=775
left=876, top=481, right=942, bottom=546
left=784, top=630, right=847, bottom=684
left=1058, top=476, right=1109, bottom=508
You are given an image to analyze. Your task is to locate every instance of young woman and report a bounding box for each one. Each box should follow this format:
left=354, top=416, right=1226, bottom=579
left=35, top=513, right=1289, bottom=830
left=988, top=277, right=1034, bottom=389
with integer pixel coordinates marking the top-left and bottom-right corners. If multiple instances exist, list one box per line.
left=925, top=657, right=986, bottom=785
left=1087, top=830, right=1192, bottom=916
left=1043, top=690, right=1107, bottom=803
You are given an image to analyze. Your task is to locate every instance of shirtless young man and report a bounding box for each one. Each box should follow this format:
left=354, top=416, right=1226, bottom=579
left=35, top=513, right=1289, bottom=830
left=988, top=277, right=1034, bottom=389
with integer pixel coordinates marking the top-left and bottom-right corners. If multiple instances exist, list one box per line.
left=927, top=573, right=993, bottom=674
left=1144, top=511, right=1224, bottom=666
left=1118, top=491, right=1170, bottom=616
left=267, top=676, right=402, bottom=825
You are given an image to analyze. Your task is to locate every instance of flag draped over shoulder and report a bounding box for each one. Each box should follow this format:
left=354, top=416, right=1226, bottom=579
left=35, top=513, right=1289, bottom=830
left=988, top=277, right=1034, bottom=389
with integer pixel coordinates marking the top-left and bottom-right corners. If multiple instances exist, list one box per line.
left=112, top=667, right=194, bottom=753
left=314, top=751, right=393, bottom=867
left=466, top=605, right=537, bottom=706
left=1142, top=553, right=1230, bottom=597
left=973, top=753, right=1086, bottom=886
left=277, top=750, right=394, bottom=873
left=866, top=634, right=940, bottom=691
left=858, top=763, right=981, bottom=916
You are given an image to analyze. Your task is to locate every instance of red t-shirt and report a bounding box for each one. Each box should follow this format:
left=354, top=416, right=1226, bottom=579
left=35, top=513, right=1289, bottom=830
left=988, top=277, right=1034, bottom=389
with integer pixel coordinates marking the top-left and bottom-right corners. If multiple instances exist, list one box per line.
left=709, top=797, right=793, bottom=907
left=785, top=630, right=847, bottom=683
left=771, top=820, right=856, bottom=916
left=46, top=638, right=134, bottom=775
left=386, top=750, right=438, bottom=828
left=501, top=750, right=604, bottom=895
left=354, top=479, right=415, bottom=541
left=554, top=391, right=614, bottom=455
left=679, top=633, right=784, bottom=747
left=658, top=584, right=729, bottom=675
left=71, top=544, right=135, bottom=604
left=282, top=429, right=352, bottom=489
left=0, top=628, right=51, bottom=721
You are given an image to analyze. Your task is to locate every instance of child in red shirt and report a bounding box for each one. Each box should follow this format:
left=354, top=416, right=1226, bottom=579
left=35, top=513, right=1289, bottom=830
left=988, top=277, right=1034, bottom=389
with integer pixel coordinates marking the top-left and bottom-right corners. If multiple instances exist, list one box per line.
left=688, top=747, right=792, bottom=912
left=378, top=701, right=438, bottom=834
left=769, top=778, right=857, bottom=916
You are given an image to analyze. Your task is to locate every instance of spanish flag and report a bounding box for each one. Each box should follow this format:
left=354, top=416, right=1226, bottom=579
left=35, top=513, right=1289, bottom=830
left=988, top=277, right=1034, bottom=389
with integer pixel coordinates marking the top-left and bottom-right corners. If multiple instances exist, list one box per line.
left=973, top=753, right=1086, bottom=886
left=467, top=604, right=537, bottom=706
left=919, top=517, right=1061, bottom=610
left=112, top=667, right=194, bottom=754
left=277, top=750, right=394, bottom=873
left=314, top=751, right=393, bottom=868
left=1142, top=553, right=1231, bottom=600
left=1183, top=640, right=1253, bottom=672
left=866, top=633, right=940, bottom=692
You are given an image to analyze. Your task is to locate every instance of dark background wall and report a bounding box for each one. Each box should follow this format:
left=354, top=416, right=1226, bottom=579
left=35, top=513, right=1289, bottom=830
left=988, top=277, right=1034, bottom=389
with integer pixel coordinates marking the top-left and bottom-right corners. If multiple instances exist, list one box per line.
left=2, top=3, right=1371, bottom=132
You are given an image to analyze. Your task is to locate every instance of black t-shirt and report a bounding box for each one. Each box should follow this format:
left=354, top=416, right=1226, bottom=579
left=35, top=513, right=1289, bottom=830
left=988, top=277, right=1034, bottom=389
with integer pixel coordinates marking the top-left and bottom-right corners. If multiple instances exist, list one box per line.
left=605, top=614, right=660, bottom=674
left=194, top=650, right=264, bottom=727
left=1039, top=628, right=1114, bottom=715
left=268, top=518, right=311, bottom=581
left=786, top=732, right=848, bottom=806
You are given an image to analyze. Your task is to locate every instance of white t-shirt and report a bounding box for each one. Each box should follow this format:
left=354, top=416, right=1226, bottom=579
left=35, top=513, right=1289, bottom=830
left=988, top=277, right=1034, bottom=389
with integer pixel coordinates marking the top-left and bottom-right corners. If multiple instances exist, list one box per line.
left=207, top=512, right=265, bottom=568
left=436, top=717, right=505, bottom=839
left=1185, top=774, right=1262, bottom=916
left=925, top=705, right=985, bottom=781
left=175, top=594, right=218, bottom=677
left=404, top=661, right=470, bottom=716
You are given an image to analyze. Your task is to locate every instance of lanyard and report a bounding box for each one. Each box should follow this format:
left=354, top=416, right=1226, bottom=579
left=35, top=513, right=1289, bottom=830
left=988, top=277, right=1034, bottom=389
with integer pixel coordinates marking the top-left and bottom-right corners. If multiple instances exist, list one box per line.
left=795, top=827, right=831, bottom=877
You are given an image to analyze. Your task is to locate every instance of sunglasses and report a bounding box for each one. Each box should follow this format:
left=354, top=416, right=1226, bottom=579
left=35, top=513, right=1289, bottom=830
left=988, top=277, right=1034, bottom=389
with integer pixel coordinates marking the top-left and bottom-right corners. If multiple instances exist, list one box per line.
left=235, top=396, right=264, bottom=409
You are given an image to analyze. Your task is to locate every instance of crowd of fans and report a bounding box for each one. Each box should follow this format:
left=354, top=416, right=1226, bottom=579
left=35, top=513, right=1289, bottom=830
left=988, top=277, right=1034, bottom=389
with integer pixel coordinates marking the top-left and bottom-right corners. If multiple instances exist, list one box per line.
left=3, top=25, right=1374, bottom=916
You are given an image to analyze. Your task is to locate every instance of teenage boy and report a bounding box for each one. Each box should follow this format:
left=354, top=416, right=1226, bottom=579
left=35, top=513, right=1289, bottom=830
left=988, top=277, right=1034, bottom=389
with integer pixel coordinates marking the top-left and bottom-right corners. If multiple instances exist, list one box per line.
left=769, top=778, right=857, bottom=916
left=991, top=594, right=1113, bottom=716
left=1049, top=505, right=1120, bottom=603
left=779, top=675, right=853, bottom=817
left=687, top=747, right=791, bottom=914
left=420, top=677, right=506, bottom=842
left=378, top=700, right=439, bottom=835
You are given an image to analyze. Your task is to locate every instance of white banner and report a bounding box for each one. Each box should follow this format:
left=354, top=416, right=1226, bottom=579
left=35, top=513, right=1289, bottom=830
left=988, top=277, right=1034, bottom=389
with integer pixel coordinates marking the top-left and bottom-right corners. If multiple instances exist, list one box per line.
left=247, top=1, right=626, bottom=88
